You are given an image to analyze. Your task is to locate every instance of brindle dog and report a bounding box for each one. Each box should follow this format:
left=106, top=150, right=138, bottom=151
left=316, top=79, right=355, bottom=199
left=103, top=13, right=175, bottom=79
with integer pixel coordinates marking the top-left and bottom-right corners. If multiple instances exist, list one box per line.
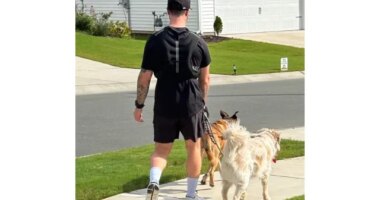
left=200, top=110, right=239, bottom=187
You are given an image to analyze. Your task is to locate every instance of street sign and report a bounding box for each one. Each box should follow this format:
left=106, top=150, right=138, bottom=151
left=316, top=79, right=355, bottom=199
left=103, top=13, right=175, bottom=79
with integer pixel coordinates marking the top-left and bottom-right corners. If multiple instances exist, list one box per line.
left=281, top=57, right=288, bottom=71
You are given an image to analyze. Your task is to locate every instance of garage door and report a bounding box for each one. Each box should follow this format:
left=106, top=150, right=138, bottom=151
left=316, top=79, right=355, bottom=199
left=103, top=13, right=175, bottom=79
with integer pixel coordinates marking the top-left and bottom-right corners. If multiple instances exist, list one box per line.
left=215, top=0, right=302, bottom=34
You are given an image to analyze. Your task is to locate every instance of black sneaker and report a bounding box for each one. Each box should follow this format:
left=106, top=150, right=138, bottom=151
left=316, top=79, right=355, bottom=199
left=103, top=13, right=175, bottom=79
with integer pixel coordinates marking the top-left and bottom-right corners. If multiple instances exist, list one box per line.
left=145, top=182, right=159, bottom=200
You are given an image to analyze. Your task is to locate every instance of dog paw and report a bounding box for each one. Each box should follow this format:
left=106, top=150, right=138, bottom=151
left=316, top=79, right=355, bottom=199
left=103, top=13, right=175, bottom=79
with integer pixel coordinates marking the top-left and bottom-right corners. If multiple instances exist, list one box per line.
left=200, top=180, right=206, bottom=185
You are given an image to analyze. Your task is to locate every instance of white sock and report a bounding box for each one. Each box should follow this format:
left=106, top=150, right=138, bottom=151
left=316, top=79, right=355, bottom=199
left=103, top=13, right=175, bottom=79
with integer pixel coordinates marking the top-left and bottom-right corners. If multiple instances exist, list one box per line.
left=149, top=167, right=162, bottom=184
left=186, top=177, right=199, bottom=198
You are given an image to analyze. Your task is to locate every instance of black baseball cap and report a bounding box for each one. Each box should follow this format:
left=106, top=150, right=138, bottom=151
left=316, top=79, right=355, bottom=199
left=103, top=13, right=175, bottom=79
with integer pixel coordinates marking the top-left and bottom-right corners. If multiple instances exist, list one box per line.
left=167, top=0, right=191, bottom=10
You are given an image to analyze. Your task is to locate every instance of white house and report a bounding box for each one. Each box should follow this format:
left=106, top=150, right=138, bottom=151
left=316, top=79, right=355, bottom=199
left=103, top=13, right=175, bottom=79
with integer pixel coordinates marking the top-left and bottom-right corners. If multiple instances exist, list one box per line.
left=76, top=0, right=304, bottom=35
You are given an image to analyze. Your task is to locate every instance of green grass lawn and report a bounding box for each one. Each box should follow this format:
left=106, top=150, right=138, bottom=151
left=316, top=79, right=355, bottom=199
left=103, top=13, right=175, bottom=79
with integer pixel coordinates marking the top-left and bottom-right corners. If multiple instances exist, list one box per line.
left=276, top=139, right=305, bottom=160
left=76, top=139, right=304, bottom=200
left=207, top=39, right=304, bottom=74
left=287, top=195, right=305, bottom=200
left=76, top=32, right=304, bottom=74
left=76, top=32, right=146, bottom=68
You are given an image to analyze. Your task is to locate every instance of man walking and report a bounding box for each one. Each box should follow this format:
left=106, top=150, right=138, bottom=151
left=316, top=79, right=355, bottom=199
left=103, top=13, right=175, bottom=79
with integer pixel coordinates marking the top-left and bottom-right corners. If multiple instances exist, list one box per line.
left=133, top=0, right=211, bottom=199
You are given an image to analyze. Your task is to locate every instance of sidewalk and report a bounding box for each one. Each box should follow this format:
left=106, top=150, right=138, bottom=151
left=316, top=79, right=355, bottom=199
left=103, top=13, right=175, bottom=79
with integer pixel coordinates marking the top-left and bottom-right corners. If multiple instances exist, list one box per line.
left=105, top=158, right=304, bottom=200
left=76, top=57, right=304, bottom=95
left=104, top=127, right=304, bottom=200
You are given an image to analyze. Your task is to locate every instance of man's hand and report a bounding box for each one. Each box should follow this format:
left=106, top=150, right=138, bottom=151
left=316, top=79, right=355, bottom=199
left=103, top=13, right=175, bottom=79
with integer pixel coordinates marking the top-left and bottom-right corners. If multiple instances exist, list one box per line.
left=134, top=108, right=144, bottom=122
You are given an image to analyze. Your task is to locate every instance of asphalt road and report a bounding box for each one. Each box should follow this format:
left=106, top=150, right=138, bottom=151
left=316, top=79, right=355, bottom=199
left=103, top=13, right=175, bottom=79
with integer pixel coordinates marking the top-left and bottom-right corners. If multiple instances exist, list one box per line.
left=76, top=78, right=304, bottom=157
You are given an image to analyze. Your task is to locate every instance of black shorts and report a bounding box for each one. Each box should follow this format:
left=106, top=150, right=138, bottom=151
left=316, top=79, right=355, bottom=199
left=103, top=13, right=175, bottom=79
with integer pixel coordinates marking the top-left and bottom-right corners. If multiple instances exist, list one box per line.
left=153, top=110, right=205, bottom=143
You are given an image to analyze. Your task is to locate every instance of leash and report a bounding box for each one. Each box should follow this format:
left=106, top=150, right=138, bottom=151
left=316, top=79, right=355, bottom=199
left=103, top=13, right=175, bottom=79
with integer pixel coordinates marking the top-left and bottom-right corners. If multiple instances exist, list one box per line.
left=202, top=111, right=224, bottom=158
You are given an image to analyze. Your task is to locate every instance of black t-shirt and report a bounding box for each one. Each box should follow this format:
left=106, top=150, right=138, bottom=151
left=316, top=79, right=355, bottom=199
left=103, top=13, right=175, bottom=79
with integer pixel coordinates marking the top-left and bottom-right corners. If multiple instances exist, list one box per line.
left=141, top=26, right=211, bottom=118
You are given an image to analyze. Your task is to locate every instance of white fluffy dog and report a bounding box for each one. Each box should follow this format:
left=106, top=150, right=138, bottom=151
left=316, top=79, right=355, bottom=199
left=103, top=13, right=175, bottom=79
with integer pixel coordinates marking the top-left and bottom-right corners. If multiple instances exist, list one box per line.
left=220, top=124, right=281, bottom=200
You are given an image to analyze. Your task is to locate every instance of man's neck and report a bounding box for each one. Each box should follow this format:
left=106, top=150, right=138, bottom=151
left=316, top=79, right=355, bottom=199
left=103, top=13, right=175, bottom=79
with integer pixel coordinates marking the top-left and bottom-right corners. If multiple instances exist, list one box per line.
left=169, top=24, right=186, bottom=28
left=169, top=18, right=186, bottom=28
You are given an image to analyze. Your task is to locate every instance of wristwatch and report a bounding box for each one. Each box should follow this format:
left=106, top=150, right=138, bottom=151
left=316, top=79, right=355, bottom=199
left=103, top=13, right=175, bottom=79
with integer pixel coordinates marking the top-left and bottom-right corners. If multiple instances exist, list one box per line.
left=135, top=100, right=144, bottom=109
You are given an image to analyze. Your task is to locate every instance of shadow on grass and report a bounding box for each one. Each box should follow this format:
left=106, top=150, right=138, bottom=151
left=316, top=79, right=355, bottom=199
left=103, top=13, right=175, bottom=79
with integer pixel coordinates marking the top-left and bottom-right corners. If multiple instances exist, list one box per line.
left=131, top=33, right=151, bottom=41
left=122, top=175, right=149, bottom=192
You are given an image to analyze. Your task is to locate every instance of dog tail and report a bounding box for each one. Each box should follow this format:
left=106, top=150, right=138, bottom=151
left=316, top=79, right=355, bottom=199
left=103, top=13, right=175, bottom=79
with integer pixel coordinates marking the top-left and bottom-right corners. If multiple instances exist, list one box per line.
left=223, top=124, right=251, bottom=147
left=222, top=124, right=253, bottom=171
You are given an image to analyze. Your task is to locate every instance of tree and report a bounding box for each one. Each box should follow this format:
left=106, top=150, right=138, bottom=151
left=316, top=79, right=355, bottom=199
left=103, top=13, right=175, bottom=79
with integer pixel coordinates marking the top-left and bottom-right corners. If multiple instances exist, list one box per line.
left=213, top=16, right=223, bottom=36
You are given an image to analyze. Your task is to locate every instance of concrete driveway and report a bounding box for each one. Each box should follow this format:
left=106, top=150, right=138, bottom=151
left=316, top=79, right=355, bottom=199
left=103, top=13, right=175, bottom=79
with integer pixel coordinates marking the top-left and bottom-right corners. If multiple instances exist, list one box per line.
left=223, top=30, right=304, bottom=48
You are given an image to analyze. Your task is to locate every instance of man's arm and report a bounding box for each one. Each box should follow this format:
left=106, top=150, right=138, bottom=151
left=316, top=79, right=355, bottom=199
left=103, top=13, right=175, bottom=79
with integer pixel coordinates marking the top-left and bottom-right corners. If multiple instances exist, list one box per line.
left=198, top=65, right=210, bottom=103
left=136, top=69, right=153, bottom=104
left=134, top=69, right=153, bottom=122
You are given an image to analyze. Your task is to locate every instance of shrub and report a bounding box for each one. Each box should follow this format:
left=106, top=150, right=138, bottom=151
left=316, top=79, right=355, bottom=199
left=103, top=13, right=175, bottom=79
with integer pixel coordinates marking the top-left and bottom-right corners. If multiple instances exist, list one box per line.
left=91, top=20, right=109, bottom=36
left=109, top=21, right=131, bottom=38
left=76, top=12, right=94, bottom=32
left=100, top=12, right=112, bottom=21
left=213, top=16, right=223, bottom=36
left=90, top=12, right=113, bottom=37
left=76, top=11, right=131, bottom=38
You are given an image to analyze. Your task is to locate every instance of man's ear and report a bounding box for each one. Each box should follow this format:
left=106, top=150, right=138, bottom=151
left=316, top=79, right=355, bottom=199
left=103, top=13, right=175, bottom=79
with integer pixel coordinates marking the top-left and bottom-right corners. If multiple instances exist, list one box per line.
left=220, top=110, right=229, bottom=119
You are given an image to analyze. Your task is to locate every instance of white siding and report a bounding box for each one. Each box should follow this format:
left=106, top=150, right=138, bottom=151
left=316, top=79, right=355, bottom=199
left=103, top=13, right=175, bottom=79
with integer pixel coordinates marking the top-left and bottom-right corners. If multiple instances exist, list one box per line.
left=75, top=0, right=129, bottom=23
left=187, top=0, right=199, bottom=32
left=75, top=0, right=303, bottom=35
left=129, top=0, right=167, bottom=32
left=199, top=0, right=215, bottom=34
left=215, top=0, right=301, bottom=34
left=75, top=0, right=200, bottom=33
left=129, top=0, right=199, bottom=33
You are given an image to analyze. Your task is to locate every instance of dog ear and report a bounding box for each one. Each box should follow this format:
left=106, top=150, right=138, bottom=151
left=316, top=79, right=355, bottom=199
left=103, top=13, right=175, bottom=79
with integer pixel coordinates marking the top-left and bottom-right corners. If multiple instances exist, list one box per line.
left=231, top=111, right=239, bottom=119
left=220, top=110, right=229, bottom=119
left=272, top=130, right=281, bottom=142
